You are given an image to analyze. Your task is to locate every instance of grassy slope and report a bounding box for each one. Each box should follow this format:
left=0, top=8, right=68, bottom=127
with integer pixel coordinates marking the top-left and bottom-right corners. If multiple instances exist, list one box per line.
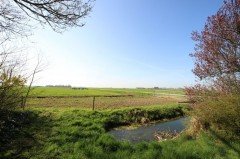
left=1, top=105, right=239, bottom=159
left=29, top=87, right=185, bottom=97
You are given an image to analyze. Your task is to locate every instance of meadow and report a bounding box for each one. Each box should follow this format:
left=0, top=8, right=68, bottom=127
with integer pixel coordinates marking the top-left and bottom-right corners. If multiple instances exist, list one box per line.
left=29, top=87, right=185, bottom=97
left=1, top=87, right=239, bottom=158
left=27, top=87, right=186, bottom=110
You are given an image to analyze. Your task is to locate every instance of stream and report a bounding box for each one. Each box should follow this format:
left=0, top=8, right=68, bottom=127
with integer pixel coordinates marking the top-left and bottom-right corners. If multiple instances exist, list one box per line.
left=109, top=117, right=188, bottom=143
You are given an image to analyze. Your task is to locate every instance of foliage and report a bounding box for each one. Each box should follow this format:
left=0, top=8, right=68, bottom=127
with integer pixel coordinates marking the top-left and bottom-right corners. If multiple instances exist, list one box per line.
left=190, top=0, right=240, bottom=84
left=186, top=0, right=240, bottom=139
left=188, top=94, right=240, bottom=139
left=0, top=72, right=26, bottom=110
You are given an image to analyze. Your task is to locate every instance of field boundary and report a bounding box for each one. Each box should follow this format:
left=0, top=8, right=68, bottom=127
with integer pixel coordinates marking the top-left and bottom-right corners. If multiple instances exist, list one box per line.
left=28, top=94, right=134, bottom=99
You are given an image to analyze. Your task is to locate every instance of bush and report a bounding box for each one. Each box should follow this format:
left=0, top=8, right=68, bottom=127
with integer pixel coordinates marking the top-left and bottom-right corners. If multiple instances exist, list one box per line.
left=0, top=72, right=26, bottom=111
left=0, top=71, right=26, bottom=131
left=188, top=93, right=240, bottom=139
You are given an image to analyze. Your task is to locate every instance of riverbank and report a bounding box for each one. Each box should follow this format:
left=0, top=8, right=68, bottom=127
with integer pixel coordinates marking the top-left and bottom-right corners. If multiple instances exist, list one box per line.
left=0, top=104, right=239, bottom=159
left=109, top=116, right=187, bottom=131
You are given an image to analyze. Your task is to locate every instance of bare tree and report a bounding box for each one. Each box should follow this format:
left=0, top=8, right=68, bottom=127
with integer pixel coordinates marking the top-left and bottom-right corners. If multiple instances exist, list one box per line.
left=0, top=1, right=27, bottom=37
left=22, top=54, right=43, bottom=109
left=0, top=0, right=94, bottom=36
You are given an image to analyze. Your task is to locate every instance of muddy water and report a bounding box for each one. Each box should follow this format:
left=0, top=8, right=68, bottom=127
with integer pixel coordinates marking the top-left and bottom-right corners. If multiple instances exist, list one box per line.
left=109, top=117, right=188, bottom=143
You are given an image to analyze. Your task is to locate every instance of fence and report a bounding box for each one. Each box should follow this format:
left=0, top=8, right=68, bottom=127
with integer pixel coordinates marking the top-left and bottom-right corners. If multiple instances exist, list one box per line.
left=27, top=94, right=184, bottom=110
left=28, top=95, right=135, bottom=110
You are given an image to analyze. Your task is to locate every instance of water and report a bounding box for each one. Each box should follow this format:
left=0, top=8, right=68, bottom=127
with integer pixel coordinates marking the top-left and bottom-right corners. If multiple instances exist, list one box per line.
left=109, top=117, right=187, bottom=143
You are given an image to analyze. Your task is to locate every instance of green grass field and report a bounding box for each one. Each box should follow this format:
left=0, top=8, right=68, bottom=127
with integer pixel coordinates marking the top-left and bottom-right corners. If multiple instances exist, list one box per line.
left=29, top=87, right=185, bottom=97
left=27, top=87, right=186, bottom=110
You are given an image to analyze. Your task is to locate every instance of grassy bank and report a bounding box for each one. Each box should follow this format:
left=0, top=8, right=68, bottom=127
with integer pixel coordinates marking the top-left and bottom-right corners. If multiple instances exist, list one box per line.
left=1, top=104, right=239, bottom=159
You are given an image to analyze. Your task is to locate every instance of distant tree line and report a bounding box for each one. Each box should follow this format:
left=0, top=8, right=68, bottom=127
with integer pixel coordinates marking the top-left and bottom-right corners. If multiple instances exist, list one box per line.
left=46, top=85, right=72, bottom=88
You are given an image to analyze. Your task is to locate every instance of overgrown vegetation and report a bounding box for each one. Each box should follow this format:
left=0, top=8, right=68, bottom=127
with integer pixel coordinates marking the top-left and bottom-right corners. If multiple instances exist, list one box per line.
left=187, top=93, right=240, bottom=139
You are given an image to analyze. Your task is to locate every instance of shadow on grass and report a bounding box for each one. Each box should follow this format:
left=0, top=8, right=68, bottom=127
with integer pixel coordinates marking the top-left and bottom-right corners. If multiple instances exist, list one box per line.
left=209, top=128, right=240, bottom=157
left=0, top=110, right=53, bottom=159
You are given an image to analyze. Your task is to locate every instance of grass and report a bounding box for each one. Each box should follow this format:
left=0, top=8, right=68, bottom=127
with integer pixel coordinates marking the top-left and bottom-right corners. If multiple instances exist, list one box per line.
left=27, top=87, right=186, bottom=111
left=29, top=87, right=185, bottom=97
left=1, top=104, right=239, bottom=159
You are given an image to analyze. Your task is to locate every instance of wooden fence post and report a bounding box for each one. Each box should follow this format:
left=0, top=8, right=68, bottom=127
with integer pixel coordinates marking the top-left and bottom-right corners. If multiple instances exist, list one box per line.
left=21, top=96, right=25, bottom=110
left=92, top=96, right=95, bottom=111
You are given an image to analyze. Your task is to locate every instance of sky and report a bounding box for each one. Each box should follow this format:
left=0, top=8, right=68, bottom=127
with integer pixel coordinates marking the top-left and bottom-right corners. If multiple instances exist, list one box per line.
left=28, top=0, right=223, bottom=88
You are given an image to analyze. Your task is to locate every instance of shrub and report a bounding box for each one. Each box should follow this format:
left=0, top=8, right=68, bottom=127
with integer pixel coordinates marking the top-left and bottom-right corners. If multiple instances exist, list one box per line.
left=0, top=72, right=26, bottom=111
left=192, top=94, right=240, bottom=139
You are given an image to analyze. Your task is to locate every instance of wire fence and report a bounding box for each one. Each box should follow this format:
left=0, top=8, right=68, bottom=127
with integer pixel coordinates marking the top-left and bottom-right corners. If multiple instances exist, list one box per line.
left=27, top=95, right=184, bottom=110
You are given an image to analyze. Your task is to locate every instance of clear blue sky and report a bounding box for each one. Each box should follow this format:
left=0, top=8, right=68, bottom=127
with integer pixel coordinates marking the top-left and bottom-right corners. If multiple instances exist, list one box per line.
left=30, top=0, right=223, bottom=88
